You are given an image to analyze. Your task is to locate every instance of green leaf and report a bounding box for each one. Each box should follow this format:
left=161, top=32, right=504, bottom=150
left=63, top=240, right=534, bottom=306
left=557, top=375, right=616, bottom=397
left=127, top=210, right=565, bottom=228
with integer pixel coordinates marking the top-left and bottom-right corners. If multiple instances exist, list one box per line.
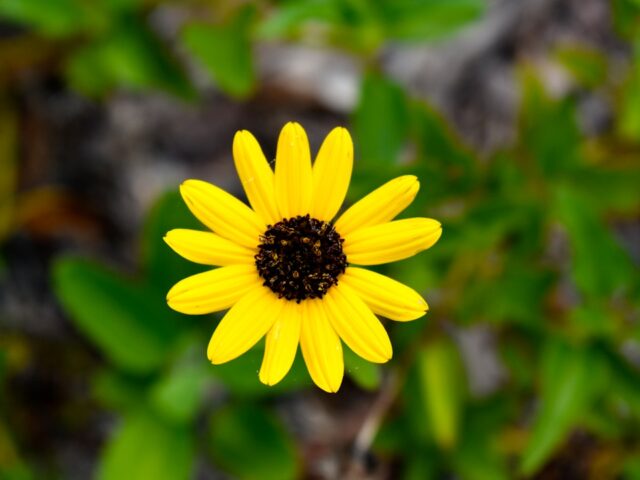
left=568, top=304, right=616, bottom=340
left=519, top=69, right=581, bottom=177
left=208, top=404, right=299, bottom=480
left=437, top=196, right=544, bottom=264
left=582, top=402, right=626, bottom=440
left=618, top=41, right=640, bottom=141
left=554, top=45, right=608, bottom=88
left=344, top=345, right=380, bottom=390
left=65, top=43, right=114, bottom=96
left=0, top=0, right=87, bottom=37
left=403, top=451, right=440, bottom=480
left=451, top=397, right=511, bottom=480
left=412, top=102, right=478, bottom=200
left=611, top=0, right=640, bottom=38
left=624, top=455, right=640, bottom=480
left=66, top=15, right=194, bottom=99
left=93, top=369, right=147, bottom=412
left=500, top=334, right=537, bottom=390
left=149, top=340, right=212, bottom=424
left=141, top=190, right=204, bottom=295
left=52, top=256, right=181, bottom=374
left=520, top=340, right=606, bottom=475
left=257, top=0, right=340, bottom=40
left=352, top=72, right=410, bottom=168
left=553, top=186, right=634, bottom=298
left=568, top=166, right=640, bottom=214
left=454, top=441, right=509, bottom=480
left=604, top=348, right=640, bottom=420
left=417, top=336, right=466, bottom=449
left=258, top=0, right=384, bottom=52
left=457, top=260, right=553, bottom=327
left=149, top=362, right=210, bottom=424
left=182, top=6, right=256, bottom=98
left=98, top=410, right=194, bottom=480
left=259, top=0, right=483, bottom=48
left=379, top=0, right=485, bottom=41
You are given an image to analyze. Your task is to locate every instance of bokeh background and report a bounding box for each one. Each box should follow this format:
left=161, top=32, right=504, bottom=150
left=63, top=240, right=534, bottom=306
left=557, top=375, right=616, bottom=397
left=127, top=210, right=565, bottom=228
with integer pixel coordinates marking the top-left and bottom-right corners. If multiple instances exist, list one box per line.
left=1, top=0, right=640, bottom=479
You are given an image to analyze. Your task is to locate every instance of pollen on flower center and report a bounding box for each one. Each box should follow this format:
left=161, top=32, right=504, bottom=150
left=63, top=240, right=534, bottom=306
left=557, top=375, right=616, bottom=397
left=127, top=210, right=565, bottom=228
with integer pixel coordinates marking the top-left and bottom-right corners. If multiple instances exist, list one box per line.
left=255, top=214, right=347, bottom=302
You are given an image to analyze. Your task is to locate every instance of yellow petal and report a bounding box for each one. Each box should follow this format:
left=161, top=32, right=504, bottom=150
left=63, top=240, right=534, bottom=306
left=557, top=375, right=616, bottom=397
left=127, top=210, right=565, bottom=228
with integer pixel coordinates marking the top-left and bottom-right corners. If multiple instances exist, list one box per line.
left=180, top=179, right=265, bottom=249
left=233, top=130, right=281, bottom=225
left=164, top=229, right=256, bottom=266
left=208, top=286, right=281, bottom=364
left=310, top=127, right=353, bottom=221
left=259, top=300, right=302, bottom=386
left=324, top=283, right=392, bottom=363
left=334, top=175, right=419, bottom=237
left=166, top=265, right=260, bottom=315
left=300, top=299, right=343, bottom=393
left=341, top=267, right=428, bottom=321
left=274, top=122, right=312, bottom=218
left=344, top=218, right=442, bottom=265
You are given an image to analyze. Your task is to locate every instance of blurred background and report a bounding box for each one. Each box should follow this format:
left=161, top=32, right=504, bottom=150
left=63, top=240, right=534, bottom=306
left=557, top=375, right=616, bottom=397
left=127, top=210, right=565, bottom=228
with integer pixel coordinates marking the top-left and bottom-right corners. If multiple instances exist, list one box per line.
left=1, top=0, right=640, bottom=478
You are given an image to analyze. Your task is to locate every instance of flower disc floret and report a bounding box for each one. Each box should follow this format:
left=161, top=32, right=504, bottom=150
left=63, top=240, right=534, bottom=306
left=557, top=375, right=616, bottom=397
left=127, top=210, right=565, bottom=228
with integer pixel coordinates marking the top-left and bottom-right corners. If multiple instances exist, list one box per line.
left=255, top=214, right=347, bottom=302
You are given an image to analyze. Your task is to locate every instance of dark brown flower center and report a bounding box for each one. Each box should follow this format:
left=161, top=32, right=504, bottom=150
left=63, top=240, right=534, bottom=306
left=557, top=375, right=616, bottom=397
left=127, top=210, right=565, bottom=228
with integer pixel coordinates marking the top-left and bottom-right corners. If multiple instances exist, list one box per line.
left=255, top=214, right=347, bottom=302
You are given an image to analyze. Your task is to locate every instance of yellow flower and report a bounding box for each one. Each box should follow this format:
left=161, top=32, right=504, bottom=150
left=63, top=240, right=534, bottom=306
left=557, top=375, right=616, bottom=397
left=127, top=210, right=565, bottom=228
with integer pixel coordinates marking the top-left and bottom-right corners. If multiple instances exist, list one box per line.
left=165, top=122, right=442, bottom=392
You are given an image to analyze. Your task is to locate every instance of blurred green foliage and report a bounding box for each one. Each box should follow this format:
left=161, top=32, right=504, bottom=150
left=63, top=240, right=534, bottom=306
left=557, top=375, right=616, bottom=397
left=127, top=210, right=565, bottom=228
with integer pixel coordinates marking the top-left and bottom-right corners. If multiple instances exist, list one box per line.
left=1, top=0, right=640, bottom=479
left=182, top=6, right=257, bottom=98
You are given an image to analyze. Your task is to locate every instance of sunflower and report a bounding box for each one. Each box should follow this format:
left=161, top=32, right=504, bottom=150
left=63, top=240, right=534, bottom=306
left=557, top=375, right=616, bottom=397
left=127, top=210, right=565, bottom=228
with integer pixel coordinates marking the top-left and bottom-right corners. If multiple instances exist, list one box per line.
left=165, top=122, right=442, bottom=392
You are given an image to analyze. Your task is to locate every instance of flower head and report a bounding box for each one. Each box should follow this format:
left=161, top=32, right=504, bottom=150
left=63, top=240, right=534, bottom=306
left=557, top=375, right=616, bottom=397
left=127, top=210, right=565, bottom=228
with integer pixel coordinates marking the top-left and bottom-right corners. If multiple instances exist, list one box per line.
left=165, top=122, right=442, bottom=392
